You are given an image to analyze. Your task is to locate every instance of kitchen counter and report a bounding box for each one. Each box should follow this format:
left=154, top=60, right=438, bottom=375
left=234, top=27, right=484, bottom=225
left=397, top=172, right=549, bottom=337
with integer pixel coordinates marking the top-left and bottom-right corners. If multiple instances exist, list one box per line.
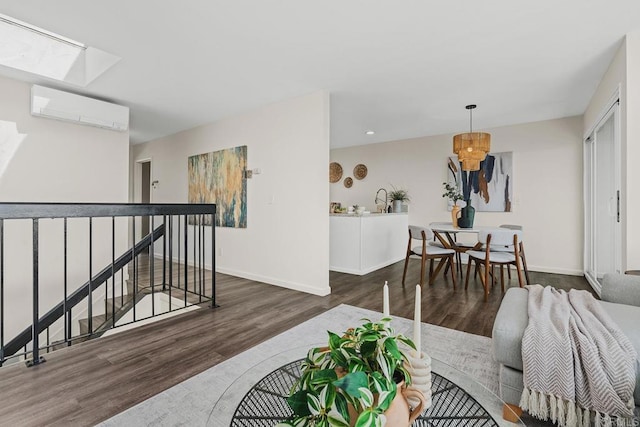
left=329, top=212, right=407, bottom=216
left=330, top=213, right=408, bottom=275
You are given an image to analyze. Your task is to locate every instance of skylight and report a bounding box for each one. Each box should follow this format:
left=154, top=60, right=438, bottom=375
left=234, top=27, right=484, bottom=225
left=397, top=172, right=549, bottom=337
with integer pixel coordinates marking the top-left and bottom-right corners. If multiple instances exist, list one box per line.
left=0, top=14, right=120, bottom=87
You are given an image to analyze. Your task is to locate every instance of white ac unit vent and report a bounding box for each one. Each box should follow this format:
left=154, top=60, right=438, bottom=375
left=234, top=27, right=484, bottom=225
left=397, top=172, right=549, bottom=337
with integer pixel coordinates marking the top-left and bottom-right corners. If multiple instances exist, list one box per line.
left=30, top=85, right=129, bottom=131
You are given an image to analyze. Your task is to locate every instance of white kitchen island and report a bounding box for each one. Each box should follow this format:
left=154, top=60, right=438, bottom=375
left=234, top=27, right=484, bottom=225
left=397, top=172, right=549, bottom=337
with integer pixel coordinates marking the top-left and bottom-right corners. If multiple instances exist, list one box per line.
left=330, top=213, right=408, bottom=275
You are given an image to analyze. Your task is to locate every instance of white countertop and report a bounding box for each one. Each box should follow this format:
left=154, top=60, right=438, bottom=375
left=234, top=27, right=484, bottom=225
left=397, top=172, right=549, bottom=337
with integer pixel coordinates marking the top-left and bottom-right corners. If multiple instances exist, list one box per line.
left=330, top=212, right=407, bottom=217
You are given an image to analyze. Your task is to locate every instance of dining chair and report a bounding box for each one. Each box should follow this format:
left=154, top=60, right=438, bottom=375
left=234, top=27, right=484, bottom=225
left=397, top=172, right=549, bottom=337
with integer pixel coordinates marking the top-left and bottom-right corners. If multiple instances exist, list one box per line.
left=499, top=224, right=530, bottom=286
left=464, top=229, right=524, bottom=301
left=402, top=225, right=457, bottom=288
left=426, top=222, right=450, bottom=249
left=428, top=222, right=474, bottom=276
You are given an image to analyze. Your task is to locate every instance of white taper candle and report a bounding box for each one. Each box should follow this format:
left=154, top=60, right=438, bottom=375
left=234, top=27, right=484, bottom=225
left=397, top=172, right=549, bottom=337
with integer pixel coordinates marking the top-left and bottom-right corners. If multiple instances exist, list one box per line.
left=413, top=284, right=421, bottom=353
left=383, top=281, right=390, bottom=318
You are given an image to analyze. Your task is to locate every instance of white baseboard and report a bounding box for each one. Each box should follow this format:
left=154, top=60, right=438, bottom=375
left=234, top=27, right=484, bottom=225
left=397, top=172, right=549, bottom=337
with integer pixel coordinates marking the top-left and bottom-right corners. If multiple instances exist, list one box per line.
left=216, top=266, right=331, bottom=297
left=330, top=256, right=405, bottom=276
left=525, top=265, right=583, bottom=276
left=457, top=253, right=582, bottom=277
left=155, top=252, right=331, bottom=297
left=153, top=252, right=582, bottom=297
left=328, top=266, right=364, bottom=275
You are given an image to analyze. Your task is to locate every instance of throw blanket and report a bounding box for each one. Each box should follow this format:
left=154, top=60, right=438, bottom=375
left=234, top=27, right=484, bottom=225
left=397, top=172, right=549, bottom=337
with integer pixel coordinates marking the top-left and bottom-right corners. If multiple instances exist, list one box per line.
left=520, top=285, right=636, bottom=427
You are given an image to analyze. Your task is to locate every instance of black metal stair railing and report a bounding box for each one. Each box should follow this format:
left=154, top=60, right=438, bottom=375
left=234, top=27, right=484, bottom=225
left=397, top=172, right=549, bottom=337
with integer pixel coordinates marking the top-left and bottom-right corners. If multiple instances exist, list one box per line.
left=3, top=222, right=166, bottom=359
left=0, top=203, right=217, bottom=367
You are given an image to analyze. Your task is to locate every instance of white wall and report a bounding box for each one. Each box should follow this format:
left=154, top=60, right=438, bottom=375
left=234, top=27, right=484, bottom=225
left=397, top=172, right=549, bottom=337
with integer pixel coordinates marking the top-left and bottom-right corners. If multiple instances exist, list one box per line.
left=331, top=116, right=583, bottom=275
left=0, top=75, right=130, bottom=345
left=131, top=91, right=331, bottom=296
left=584, top=30, right=640, bottom=270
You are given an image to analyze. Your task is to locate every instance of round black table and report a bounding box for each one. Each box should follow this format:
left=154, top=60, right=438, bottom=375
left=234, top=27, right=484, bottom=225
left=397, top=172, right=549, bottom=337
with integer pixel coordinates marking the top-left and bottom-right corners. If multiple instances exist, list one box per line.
left=228, top=358, right=499, bottom=426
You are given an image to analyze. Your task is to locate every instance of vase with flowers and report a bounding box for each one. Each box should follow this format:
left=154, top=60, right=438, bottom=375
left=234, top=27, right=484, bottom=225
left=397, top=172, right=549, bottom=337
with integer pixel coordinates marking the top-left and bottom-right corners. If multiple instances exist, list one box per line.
left=442, top=182, right=463, bottom=228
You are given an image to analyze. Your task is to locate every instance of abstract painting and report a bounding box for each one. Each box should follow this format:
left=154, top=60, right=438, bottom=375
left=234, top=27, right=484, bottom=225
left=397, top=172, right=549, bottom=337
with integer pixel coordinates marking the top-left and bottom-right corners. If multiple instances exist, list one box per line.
left=188, top=145, right=247, bottom=227
left=447, top=152, right=513, bottom=212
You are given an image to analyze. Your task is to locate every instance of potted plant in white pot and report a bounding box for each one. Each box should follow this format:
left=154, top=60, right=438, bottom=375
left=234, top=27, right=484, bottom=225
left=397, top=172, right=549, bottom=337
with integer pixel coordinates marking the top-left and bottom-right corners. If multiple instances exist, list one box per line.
left=277, top=319, right=425, bottom=427
left=388, top=187, right=410, bottom=213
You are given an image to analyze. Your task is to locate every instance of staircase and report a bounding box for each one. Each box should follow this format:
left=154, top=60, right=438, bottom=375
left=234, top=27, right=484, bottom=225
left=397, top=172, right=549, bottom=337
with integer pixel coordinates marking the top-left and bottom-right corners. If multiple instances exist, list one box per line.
left=77, top=256, right=210, bottom=337
left=0, top=203, right=217, bottom=367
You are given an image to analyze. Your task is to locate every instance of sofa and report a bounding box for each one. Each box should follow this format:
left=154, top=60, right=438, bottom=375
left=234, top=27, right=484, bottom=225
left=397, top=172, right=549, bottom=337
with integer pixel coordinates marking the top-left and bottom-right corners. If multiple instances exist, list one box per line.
left=492, top=273, right=640, bottom=411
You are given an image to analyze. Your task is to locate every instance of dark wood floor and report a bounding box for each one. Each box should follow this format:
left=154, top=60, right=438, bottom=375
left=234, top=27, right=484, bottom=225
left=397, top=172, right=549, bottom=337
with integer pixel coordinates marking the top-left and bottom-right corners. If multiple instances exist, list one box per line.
left=0, top=260, right=591, bottom=426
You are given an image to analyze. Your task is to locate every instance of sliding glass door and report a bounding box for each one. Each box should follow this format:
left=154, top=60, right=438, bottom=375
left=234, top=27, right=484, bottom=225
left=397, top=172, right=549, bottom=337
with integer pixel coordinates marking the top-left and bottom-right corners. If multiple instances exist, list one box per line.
left=584, top=102, right=621, bottom=294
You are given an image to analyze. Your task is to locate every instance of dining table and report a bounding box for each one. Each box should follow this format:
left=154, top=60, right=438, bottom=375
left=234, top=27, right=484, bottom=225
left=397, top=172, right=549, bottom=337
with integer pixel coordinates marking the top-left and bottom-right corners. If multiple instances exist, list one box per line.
left=429, top=222, right=530, bottom=286
left=428, top=222, right=496, bottom=275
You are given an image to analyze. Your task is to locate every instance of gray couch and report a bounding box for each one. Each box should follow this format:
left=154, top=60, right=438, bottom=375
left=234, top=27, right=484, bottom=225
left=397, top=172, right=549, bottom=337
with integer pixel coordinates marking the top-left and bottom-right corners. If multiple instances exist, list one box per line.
left=492, top=273, right=640, bottom=408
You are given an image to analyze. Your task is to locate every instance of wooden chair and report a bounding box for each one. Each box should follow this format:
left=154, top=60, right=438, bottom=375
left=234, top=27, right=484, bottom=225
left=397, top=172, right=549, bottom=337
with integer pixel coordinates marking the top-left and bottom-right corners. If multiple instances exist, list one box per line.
left=428, top=222, right=473, bottom=276
left=402, top=225, right=457, bottom=288
left=499, top=224, right=530, bottom=286
left=464, top=229, right=525, bottom=301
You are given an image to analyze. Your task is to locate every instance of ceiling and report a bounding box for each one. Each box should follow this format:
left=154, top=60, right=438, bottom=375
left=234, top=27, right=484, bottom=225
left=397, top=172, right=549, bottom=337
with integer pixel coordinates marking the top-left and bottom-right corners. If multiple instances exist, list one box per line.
left=1, top=1, right=639, bottom=148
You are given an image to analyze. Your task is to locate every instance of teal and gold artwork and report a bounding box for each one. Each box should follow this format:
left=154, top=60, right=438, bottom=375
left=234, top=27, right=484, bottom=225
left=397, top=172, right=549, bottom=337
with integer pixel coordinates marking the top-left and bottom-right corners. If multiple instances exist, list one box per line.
left=188, top=145, right=247, bottom=228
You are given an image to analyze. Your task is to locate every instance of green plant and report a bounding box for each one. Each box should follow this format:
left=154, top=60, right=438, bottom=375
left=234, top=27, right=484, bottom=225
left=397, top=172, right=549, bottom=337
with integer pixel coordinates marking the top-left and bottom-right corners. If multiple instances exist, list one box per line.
left=442, top=182, right=463, bottom=205
left=387, top=186, right=410, bottom=203
left=277, top=319, right=415, bottom=427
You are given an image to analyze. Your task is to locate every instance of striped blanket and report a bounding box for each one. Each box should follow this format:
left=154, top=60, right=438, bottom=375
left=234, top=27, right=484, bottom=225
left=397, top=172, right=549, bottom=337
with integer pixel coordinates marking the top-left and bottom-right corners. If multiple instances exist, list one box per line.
left=520, top=285, right=636, bottom=427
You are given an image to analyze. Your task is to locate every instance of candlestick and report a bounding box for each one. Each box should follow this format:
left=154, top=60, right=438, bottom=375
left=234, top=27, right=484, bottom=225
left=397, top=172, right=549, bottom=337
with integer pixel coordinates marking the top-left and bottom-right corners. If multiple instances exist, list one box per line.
left=383, top=281, right=390, bottom=318
left=404, top=351, right=433, bottom=410
left=413, top=284, right=421, bottom=353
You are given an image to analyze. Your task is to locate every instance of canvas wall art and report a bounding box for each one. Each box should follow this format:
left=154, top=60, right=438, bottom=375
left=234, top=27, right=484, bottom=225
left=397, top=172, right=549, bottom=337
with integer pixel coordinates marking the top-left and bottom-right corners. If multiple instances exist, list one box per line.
left=447, top=152, right=513, bottom=212
left=188, top=145, right=247, bottom=228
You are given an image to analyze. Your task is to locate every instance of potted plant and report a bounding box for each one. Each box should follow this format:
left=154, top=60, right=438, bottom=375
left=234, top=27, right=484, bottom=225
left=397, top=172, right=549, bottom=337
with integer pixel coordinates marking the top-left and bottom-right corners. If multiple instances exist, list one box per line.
left=442, top=182, right=463, bottom=227
left=278, top=319, right=424, bottom=427
left=387, top=187, right=410, bottom=213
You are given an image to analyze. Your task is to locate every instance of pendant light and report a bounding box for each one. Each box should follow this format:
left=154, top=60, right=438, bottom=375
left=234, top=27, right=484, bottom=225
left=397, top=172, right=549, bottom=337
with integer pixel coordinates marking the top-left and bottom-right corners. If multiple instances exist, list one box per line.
left=452, top=104, right=491, bottom=171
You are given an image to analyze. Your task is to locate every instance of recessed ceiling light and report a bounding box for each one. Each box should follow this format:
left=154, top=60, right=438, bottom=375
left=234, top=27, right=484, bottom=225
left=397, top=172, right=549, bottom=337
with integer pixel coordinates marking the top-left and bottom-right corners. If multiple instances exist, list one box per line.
left=365, top=130, right=375, bottom=135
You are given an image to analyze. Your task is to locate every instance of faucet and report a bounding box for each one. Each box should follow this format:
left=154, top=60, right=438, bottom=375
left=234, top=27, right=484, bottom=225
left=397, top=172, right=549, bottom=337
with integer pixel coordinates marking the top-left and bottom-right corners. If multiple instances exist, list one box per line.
left=375, top=188, right=388, bottom=213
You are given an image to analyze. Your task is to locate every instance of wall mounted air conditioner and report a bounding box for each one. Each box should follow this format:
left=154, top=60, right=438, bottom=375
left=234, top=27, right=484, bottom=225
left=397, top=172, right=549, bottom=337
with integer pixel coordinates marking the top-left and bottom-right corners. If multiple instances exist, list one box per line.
left=30, top=85, right=129, bottom=131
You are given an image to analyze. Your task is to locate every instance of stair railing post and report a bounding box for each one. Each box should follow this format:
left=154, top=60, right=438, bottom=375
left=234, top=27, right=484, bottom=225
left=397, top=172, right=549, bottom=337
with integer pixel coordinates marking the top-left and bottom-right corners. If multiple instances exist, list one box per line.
left=1, top=219, right=4, bottom=365
left=27, top=218, right=44, bottom=367
left=168, top=215, right=173, bottom=304
left=64, top=218, right=70, bottom=347
left=111, top=216, right=116, bottom=327
left=184, top=214, right=188, bottom=307
left=88, top=218, right=93, bottom=335
left=211, top=208, right=218, bottom=308
left=150, top=215, right=155, bottom=317
left=162, top=214, right=166, bottom=291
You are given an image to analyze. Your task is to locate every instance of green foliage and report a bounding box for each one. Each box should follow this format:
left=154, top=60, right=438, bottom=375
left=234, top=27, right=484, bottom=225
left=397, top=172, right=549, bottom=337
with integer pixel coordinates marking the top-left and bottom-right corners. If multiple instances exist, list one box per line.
left=387, top=186, right=410, bottom=203
left=279, top=319, right=416, bottom=426
left=442, top=182, right=463, bottom=204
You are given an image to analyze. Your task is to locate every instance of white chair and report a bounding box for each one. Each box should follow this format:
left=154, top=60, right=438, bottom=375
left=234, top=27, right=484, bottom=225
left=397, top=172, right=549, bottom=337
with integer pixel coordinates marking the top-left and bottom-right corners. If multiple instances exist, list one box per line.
left=428, top=222, right=474, bottom=276
left=499, top=224, right=530, bottom=286
left=402, top=225, right=457, bottom=288
left=426, top=222, right=449, bottom=249
left=464, top=229, right=525, bottom=301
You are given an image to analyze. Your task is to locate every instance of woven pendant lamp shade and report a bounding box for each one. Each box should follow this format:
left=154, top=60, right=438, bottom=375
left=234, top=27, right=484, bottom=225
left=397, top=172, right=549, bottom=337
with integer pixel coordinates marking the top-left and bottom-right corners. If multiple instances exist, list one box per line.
left=452, top=105, right=491, bottom=171
left=453, top=132, right=491, bottom=171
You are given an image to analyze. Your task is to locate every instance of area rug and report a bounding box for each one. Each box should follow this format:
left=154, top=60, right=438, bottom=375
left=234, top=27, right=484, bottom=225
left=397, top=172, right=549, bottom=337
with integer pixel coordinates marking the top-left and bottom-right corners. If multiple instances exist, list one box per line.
left=98, top=304, right=530, bottom=426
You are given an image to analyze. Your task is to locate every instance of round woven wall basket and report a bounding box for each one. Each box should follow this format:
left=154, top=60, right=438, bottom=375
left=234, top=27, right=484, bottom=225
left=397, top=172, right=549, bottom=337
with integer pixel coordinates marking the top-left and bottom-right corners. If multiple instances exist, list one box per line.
left=353, top=164, right=368, bottom=180
left=329, top=162, right=343, bottom=183
left=344, top=177, right=353, bottom=188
